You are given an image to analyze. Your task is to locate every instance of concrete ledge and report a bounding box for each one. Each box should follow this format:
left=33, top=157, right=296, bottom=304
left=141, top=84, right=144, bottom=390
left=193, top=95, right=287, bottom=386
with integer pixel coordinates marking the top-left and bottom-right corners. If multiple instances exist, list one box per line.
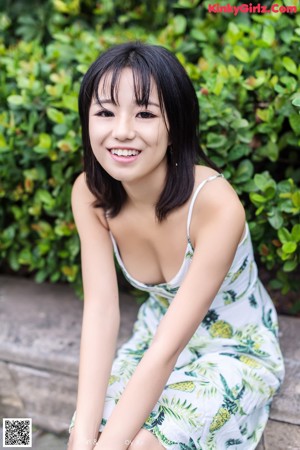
left=0, top=275, right=299, bottom=449
left=0, top=276, right=138, bottom=434
left=269, top=316, right=300, bottom=427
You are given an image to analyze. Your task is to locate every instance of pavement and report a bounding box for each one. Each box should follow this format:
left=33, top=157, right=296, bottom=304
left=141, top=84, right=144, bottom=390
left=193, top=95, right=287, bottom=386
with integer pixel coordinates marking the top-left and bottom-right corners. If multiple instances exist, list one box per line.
left=0, top=275, right=299, bottom=449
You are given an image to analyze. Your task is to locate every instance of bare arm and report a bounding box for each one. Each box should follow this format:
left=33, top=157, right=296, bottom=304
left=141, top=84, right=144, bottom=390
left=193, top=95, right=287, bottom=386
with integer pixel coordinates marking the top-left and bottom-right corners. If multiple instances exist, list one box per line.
left=96, top=178, right=246, bottom=449
left=68, top=173, right=120, bottom=450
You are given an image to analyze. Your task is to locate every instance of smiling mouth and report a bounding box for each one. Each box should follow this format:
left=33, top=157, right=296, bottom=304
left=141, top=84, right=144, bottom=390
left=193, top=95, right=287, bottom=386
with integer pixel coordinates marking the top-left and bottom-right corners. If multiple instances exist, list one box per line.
left=110, top=148, right=141, bottom=157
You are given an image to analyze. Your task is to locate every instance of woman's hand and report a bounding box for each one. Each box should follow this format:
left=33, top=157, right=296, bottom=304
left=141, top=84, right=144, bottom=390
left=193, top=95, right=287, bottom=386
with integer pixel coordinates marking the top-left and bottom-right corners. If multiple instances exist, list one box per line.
left=93, top=442, right=128, bottom=450
left=93, top=433, right=130, bottom=450
left=67, top=428, right=98, bottom=450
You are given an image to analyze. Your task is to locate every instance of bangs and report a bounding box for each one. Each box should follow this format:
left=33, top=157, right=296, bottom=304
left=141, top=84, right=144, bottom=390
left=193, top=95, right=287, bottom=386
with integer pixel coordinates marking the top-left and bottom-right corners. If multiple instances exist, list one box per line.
left=93, top=59, right=163, bottom=109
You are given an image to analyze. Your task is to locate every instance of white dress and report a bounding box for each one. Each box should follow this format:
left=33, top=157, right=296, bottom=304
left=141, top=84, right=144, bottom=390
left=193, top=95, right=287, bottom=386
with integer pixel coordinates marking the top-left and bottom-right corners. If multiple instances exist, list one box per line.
left=69, top=173, right=285, bottom=449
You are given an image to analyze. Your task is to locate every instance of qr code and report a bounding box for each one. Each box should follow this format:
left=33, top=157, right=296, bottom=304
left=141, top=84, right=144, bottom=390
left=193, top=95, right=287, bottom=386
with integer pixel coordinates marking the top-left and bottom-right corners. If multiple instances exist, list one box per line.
left=2, top=418, right=32, bottom=448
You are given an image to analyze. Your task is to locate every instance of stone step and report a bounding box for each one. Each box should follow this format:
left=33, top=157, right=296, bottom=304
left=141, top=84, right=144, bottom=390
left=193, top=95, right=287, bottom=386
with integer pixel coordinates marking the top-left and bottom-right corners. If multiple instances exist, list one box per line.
left=0, top=275, right=299, bottom=449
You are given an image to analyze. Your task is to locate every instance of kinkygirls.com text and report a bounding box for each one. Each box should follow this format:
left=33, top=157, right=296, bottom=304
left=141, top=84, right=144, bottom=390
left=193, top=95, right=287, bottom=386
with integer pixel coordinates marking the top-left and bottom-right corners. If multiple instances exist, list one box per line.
left=207, top=3, right=297, bottom=16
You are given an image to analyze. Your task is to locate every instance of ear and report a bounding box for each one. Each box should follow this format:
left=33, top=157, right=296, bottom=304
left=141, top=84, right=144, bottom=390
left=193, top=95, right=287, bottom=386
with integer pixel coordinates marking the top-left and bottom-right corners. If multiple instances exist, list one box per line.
left=167, top=144, right=172, bottom=153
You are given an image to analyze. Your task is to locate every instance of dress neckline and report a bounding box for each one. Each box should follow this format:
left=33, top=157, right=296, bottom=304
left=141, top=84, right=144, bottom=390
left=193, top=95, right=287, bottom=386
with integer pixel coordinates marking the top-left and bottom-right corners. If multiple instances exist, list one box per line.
left=110, top=222, right=249, bottom=288
left=109, top=173, right=248, bottom=288
left=110, top=233, right=194, bottom=288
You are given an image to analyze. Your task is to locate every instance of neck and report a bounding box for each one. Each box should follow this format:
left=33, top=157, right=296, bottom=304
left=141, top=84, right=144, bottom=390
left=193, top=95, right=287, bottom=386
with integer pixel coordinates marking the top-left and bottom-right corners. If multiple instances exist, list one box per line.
left=122, top=162, right=167, bottom=210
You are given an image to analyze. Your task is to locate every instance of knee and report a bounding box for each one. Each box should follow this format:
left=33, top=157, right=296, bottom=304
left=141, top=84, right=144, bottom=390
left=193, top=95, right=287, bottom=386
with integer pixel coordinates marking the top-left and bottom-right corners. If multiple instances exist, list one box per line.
left=129, top=429, right=165, bottom=450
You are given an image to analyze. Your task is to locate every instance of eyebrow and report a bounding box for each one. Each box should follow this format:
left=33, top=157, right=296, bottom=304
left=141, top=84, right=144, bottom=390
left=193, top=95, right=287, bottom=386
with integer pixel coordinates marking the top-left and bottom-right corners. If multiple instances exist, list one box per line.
left=92, top=98, right=113, bottom=105
left=92, top=98, right=160, bottom=108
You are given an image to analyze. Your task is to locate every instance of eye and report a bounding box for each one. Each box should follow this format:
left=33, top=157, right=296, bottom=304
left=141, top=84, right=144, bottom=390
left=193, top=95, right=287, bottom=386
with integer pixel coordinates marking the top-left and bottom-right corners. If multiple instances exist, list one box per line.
left=95, top=110, right=114, bottom=117
left=137, top=111, right=156, bottom=119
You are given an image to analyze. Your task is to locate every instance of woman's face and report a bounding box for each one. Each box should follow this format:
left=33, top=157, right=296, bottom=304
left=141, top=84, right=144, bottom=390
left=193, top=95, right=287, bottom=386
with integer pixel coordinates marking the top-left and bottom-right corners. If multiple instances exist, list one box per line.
left=88, top=68, right=170, bottom=185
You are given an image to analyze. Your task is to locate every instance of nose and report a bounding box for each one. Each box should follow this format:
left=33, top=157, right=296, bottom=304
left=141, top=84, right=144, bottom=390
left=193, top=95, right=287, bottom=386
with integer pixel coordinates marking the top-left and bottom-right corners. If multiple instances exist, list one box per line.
left=111, top=113, right=135, bottom=141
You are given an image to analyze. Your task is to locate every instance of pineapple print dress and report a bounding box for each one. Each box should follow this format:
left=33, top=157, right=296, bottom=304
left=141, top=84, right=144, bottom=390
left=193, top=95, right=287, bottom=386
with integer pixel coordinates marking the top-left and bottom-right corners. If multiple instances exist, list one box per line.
left=69, top=173, right=285, bottom=449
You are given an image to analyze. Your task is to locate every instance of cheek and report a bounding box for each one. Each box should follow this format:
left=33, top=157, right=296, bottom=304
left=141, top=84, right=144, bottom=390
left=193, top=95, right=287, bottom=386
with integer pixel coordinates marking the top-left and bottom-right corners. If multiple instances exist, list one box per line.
left=88, top=118, right=96, bottom=143
left=88, top=118, right=104, bottom=147
left=155, top=122, right=169, bottom=148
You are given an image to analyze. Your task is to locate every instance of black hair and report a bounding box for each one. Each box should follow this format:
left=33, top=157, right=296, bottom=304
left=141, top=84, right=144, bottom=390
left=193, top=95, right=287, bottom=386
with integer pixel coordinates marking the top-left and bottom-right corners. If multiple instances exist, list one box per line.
left=79, top=41, right=221, bottom=221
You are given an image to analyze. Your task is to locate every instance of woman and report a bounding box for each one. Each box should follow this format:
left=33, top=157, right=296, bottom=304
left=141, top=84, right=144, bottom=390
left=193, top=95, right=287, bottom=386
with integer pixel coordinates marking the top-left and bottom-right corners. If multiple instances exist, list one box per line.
left=68, top=41, right=284, bottom=450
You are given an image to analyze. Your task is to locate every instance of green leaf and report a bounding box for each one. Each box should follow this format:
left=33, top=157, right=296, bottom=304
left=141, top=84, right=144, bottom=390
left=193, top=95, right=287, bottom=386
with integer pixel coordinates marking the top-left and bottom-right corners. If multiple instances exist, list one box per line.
left=283, top=260, right=298, bottom=272
left=18, top=248, right=32, bottom=265
left=64, top=265, right=79, bottom=282
left=52, top=32, right=71, bottom=44
left=35, top=270, right=48, bottom=283
left=46, top=107, right=65, bottom=124
left=280, top=75, right=297, bottom=91
left=251, top=193, right=266, bottom=203
left=291, top=224, right=300, bottom=243
left=282, top=57, right=298, bottom=75
left=54, top=222, right=73, bottom=236
left=33, top=221, right=53, bottom=238
left=231, top=119, right=249, bottom=130
left=53, top=124, right=68, bottom=136
left=11, top=206, right=22, bottom=220
left=2, top=225, right=16, bottom=242
left=34, top=133, right=52, bottom=154
left=62, top=94, right=78, bottom=112
left=292, top=192, right=300, bottom=208
left=242, top=179, right=257, bottom=193
left=269, top=279, right=283, bottom=289
left=53, top=0, right=80, bottom=14
left=280, top=29, right=293, bottom=45
left=233, top=46, right=250, bottom=63
left=292, top=97, right=300, bottom=107
left=0, top=133, right=8, bottom=151
left=262, top=25, right=275, bottom=46
left=23, top=169, right=38, bottom=182
left=289, top=114, right=300, bottom=136
left=228, top=64, right=242, bottom=79
left=268, top=210, right=283, bottom=230
left=7, top=95, right=23, bottom=106
left=228, top=144, right=250, bottom=162
left=233, top=160, right=254, bottom=183
left=8, top=250, right=20, bottom=271
left=173, top=15, right=187, bottom=35
left=0, top=13, right=11, bottom=31
left=38, top=241, right=51, bottom=255
left=174, top=0, right=199, bottom=8
left=36, top=189, right=55, bottom=206
left=278, top=227, right=292, bottom=244
left=278, top=179, right=294, bottom=193
left=254, top=173, right=272, bottom=192
left=206, top=133, right=227, bottom=149
left=282, top=241, right=297, bottom=254
left=256, top=107, right=274, bottom=123
left=190, top=29, right=206, bottom=42
left=212, top=75, right=224, bottom=96
left=265, top=186, right=276, bottom=200
left=265, top=142, right=279, bottom=162
left=256, top=205, right=265, bottom=216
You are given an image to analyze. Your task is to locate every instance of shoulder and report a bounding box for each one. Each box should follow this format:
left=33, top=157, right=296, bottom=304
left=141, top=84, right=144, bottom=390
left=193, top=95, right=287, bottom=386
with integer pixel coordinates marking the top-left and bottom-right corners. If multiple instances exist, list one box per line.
left=190, top=166, right=246, bottom=245
left=193, top=165, right=243, bottom=211
left=194, top=165, right=221, bottom=181
left=71, top=172, right=108, bottom=233
left=72, top=172, right=96, bottom=204
left=71, top=172, right=94, bottom=203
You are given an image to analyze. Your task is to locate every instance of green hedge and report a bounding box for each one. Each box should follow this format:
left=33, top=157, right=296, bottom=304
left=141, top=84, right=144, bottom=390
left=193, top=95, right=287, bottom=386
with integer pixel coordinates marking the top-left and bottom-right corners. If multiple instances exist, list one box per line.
left=0, top=0, right=299, bottom=309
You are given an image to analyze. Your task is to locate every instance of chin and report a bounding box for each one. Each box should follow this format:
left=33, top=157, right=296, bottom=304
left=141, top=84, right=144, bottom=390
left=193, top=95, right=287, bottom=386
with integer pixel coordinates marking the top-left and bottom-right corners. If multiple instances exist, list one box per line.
left=103, top=167, right=139, bottom=183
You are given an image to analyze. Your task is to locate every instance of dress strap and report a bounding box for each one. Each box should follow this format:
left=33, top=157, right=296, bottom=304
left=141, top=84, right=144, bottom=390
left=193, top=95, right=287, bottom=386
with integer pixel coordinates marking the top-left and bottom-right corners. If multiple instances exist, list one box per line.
left=186, top=173, right=224, bottom=239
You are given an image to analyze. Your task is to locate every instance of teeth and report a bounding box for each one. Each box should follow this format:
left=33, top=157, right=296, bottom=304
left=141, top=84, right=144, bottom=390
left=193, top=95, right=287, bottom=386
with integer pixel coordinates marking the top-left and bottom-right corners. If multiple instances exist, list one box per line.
left=111, top=149, right=140, bottom=156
